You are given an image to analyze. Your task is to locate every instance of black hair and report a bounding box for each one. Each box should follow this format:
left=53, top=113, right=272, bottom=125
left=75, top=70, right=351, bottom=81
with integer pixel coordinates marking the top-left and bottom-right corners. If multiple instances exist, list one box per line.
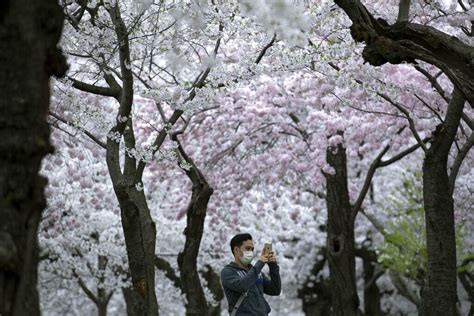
left=230, top=233, right=252, bottom=255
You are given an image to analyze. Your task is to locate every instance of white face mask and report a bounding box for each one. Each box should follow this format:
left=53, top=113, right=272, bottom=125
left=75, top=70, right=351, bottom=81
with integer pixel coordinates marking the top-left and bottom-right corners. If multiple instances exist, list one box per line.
left=240, top=250, right=254, bottom=265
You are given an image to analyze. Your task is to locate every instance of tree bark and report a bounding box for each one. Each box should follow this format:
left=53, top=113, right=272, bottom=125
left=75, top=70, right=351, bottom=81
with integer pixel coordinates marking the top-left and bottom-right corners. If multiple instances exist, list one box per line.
left=123, top=286, right=140, bottom=316
left=98, top=302, right=108, bottom=316
left=155, top=256, right=183, bottom=292
left=358, top=248, right=384, bottom=316
left=333, top=0, right=474, bottom=105
left=421, top=88, right=465, bottom=316
left=65, top=4, right=223, bottom=314
left=173, top=136, right=214, bottom=316
left=97, top=255, right=113, bottom=316
left=298, top=247, right=332, bottom=316
left=177, top=184, right=213, bottom=316
left=201, top=265, right=224, bottom=316
left=0, top=0, right=66, bottom=315
left=324, top=143, right=359, bottom=316
left=73, top=253, right=114, bottom=316
left=458, top=258, right=474, bottom=316
left=103, top=4, right=159, bottom=314
left=112, top=187, right=158, bottom=316
left=300, top=280, right=332, bottom=316
left=332, top=2, right=471, bottom=313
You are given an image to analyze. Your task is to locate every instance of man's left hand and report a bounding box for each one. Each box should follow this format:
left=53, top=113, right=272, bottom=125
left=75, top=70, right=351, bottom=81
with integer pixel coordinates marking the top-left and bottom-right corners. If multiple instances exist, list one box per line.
left=267, top=251, right=277, bottom=263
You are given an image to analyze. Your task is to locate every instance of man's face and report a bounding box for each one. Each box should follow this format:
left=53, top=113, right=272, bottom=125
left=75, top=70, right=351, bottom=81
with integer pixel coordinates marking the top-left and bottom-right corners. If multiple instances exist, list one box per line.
left=235, top=239, right=254, bottom=257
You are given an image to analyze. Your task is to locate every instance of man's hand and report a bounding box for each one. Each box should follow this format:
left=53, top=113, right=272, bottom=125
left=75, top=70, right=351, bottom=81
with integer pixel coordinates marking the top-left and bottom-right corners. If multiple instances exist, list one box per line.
left=259, top=249, right=277, bottom=264
left=259, top=248, right=270, bottom=263
left=267, top=251, right=277, bottom=263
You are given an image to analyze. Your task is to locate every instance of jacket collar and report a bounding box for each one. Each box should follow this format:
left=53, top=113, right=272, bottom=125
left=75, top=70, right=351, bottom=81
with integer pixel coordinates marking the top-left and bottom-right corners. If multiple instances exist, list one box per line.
left=229, top=261, right=252, bottom=271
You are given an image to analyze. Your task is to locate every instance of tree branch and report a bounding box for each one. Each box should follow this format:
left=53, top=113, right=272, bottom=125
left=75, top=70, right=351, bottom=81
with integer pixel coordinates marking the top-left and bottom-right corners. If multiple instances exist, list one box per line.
left=397, top=0, right=411, bottom=23
left=414, top=66, right=449, bottom=104
left=134, top=21, right=224, bottom=183
left=49, top=111, right=107, bottom=149
left=106, top=2, right=135, bottom=184
left=448, top=131, right=474, bottom=194
left=216, top=33, right=278, bottom=89
left=462, top=113, right=474, bottom=131
left=458, top=257, right=474, bottom=302
left=378, top=92, right=428, bottom=152
left=68, top=76, right=121, bottom=98
left=255, top=33, right=277, bottom=64
left=364, top=269, right=385, bottom=291
left=360, top=209, right=387, bottom=235
left=414, top=93, right=444, bottom=124
left=352, top=145, right=390, bottom=219
left=353, top=136, right=430, bottom=221
left=435, top=87, right=466, bottom=160
left=379, top=136, right=430, bottom=167
left=333, top=0, right=474, bottom=105
left=72, top=269, right=99, bottom=305
left=154, top=256, right=183, bottom=292
left=388, top=270, right=421, bottom=307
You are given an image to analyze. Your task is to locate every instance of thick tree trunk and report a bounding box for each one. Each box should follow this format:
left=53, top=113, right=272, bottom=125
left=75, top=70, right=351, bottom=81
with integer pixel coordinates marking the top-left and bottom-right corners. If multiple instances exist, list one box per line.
left=0, top=1, right=66, bottom=315
left=325, top=143, right=359, bottom=316
left=421, top=88, right=465, bottom=316
left=105, top=4, right=159, bottom=310
left=114, top=187, right=158, bottom=316
left=174, top=137, right=214, bottom=316
left=177, top=183, right=213, bottom=316
left=330, top=3, right=471, bottom=311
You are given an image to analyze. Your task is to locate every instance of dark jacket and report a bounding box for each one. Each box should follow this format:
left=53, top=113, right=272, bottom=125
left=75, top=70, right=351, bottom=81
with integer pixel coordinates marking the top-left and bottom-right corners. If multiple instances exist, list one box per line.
left=221, top=260, right=281, bottom=315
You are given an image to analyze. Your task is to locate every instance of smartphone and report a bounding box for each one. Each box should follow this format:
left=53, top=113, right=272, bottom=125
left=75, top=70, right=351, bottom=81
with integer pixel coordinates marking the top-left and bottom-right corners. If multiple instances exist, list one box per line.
left=263, top=243, right=272, bottom=255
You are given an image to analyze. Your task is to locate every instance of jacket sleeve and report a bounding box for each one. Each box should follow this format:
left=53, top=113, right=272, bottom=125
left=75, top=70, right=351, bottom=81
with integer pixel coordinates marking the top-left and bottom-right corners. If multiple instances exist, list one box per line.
left=221, top=261, right=265, bottom=294
left=263, top=262, right=281, bottom=296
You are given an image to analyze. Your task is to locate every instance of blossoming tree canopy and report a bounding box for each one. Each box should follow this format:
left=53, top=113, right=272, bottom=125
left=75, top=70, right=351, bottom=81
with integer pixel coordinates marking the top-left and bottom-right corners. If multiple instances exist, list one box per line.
left=36, top=0, right=474, bottom=315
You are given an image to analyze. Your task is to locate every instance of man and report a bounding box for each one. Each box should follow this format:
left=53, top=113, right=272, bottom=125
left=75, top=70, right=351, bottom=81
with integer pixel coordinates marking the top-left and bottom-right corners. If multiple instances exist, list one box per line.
left=221, top=233, right=281, bottom=315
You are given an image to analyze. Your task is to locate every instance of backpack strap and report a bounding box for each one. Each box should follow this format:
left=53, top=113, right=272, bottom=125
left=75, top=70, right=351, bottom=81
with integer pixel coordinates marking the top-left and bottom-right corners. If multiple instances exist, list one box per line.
left=230, top=290, right=249, bottom=316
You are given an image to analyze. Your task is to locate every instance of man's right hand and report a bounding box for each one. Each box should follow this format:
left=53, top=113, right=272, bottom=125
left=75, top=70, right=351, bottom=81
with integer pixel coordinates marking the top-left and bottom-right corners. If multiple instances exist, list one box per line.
left=259, top=249, right=270, bottom=263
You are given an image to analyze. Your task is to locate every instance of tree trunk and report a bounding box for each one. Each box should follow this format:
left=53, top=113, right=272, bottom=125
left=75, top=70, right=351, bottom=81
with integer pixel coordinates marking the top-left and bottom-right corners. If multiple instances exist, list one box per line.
left=0, top=1, right=66, bottom=315
left=362, top=254, right=384, bottom=316
left=459, top=258, right=474, bottom=316
left=172, top=135, right=213, bottom=316
left=122, top=286, right=139, bottom=316
left=177, top=181, right=213, bottom=315
left=201, top=265, right=224, bottom=316
left=114, top=187, right=158, bottom=316
left=354, top=246, right=385, bottom=316
left=98, top=302, right=108, bottom=316
left=298, top=249, right=331, bottom=316
left=421, top=88, right=465, bottom=316
left=104, top=4, right=159, bottom=314
left=325, top=143, right=359, bottom=316
left=300, top=282, right=332, bottom=316
left=97, top=255, right=112, bottom=316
